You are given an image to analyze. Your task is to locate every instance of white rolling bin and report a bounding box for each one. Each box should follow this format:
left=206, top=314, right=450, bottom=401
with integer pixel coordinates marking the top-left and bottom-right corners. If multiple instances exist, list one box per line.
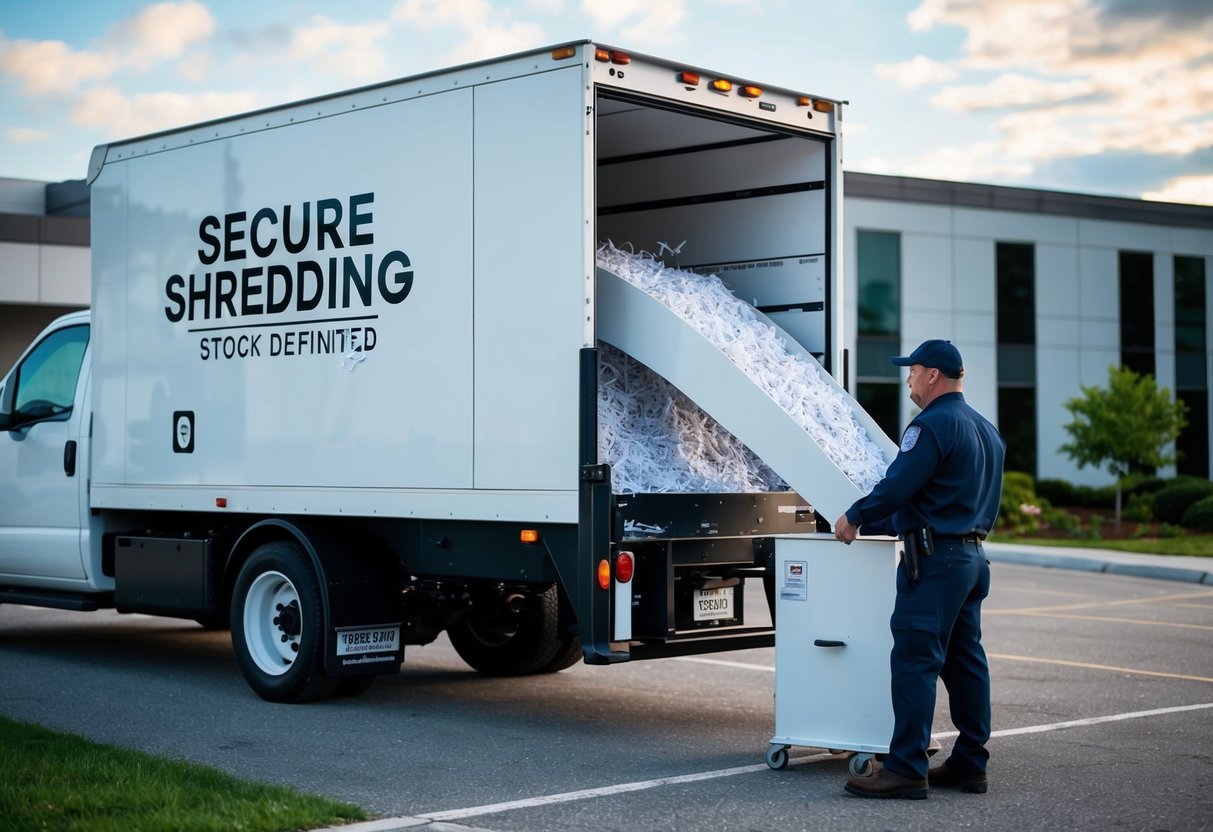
left=765, top=533, right=901, bottom=776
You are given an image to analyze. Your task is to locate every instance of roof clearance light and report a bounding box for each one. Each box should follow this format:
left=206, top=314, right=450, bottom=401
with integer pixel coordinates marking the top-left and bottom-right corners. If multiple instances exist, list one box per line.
left=552, top=46, right=578, bottom=60
left=615, top=551, right=635, bottom=583
left=594, top=48, right=611, bottom=62
left=710, top=79, right=733, bottom=93
left=679, top=71, right=701, bottom=86
left=597, top=559, right=611, bottom=590
left=739, top=85, right=762, bottom=99
left=520, top=529, right=539, bottom=544
left=610, top=51, right=631, bottom=65
left=797, top=96, right=812, bottom=107
left=813, top=99, right=835, bottom=113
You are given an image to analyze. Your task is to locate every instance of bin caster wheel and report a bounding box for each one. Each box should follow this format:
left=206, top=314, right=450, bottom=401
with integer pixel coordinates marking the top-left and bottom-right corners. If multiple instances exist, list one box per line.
left=848, top=753, right=875, bottom=777
left=765, top=744, right=789, bottom=770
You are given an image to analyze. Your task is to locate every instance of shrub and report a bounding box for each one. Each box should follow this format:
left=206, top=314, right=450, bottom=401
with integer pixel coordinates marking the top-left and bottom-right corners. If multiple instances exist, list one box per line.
left=1160, top=523, right=1186, bottom=538
left=1035, top=479, right=1076, bottom=505
left=1042, top=508, right=1082, bottom=536
left=998, top=472, right=1050, bottom=535
left=1154, top=480, right=1213, bottom=525
left=1036, top=479, right=1117, bottom=508
left=1181, top=495, right=1213, bottom=531
left=1123, top=491, right=1154, bottom=522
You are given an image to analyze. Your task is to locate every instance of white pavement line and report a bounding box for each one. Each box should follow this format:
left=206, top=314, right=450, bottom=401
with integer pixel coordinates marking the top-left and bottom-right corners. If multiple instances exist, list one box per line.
left=342, top=701, right=1213, bottom=828
left=417, top=754, right=834, bottom=822
left=988, top=701, right=1213, bottom=737
left=672, top=656, right=774, bottom=672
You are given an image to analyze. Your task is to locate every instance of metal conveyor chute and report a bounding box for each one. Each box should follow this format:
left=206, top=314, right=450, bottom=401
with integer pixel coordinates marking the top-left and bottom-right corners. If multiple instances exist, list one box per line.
left=596, top=266, right=898, bottom=524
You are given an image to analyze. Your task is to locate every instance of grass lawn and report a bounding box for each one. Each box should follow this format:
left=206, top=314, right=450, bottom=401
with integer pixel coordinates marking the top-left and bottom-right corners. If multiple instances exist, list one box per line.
left=990, top=532, right=1213, bottom=557
left=0, top=715, right=367, bottom=832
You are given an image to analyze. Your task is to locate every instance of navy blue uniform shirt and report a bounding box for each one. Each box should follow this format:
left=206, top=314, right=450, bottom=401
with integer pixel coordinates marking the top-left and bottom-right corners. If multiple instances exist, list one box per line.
left=845, top=392, right=1006, bottom=536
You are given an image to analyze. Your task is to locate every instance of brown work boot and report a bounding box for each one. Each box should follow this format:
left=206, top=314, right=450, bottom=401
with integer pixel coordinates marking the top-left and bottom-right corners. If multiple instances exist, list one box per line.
left=928, top=762, right=988, bottom=793
left=845, top=767, right=929, bottom=799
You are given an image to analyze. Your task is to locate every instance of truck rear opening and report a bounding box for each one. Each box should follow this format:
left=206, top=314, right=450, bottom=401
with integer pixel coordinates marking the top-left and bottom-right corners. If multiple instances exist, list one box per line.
left=581, top=52, right=854, bottom=661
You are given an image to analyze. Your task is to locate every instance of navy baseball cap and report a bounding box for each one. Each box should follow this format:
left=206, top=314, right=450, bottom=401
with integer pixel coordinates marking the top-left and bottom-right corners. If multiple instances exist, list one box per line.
left=890, top=339, right=964, bottom=378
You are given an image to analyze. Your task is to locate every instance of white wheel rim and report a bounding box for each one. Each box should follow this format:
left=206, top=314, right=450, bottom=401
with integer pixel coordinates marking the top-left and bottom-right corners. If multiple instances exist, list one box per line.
left=243, top=570, right=302, bottom=677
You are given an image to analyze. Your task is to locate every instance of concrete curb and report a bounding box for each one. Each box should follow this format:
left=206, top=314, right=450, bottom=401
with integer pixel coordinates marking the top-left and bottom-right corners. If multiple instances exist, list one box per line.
left=984, top=544, right=1213, bottom=585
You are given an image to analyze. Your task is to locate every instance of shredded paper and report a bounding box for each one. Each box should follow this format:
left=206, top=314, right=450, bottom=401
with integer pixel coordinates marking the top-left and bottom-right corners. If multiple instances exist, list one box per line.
left=596, top=242, right=888, bottom=495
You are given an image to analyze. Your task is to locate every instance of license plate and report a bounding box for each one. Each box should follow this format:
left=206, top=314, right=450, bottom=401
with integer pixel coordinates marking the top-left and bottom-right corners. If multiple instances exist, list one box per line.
left=335, top=625, right=400, bottom=656
left=693, top=587, right=735, bottom=622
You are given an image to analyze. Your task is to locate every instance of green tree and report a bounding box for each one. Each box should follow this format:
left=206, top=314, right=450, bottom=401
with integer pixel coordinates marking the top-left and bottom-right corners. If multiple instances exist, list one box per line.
left=1060, top=365, right=1188, bottom=531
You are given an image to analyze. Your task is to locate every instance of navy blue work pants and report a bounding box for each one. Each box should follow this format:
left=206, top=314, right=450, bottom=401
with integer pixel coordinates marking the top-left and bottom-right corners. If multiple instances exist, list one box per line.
left=883, top=539, right=991, bottom=780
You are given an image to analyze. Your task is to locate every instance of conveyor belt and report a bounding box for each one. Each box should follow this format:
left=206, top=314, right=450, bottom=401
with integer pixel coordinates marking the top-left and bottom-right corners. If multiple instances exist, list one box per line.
left=596, top=266, right=897, bottom=524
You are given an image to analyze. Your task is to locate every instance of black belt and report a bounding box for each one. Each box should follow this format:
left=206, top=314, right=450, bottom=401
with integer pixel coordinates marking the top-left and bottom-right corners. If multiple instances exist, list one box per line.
left=934, top=533, right=985, bottom=544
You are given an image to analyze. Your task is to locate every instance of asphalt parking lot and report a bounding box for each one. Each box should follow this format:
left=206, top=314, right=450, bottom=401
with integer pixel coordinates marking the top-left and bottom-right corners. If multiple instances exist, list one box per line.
left=2, top=560, right=1211, bottom=832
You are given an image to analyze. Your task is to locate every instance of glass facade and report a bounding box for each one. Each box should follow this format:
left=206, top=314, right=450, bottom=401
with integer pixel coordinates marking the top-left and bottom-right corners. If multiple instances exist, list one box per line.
left=856, top=230, right=901, bottom=440
left=996, top=242, right=1037, bottom=475
left=1174, top=255, right=1208, bottom=477
left=1119, top=250, right=1155, bottom=378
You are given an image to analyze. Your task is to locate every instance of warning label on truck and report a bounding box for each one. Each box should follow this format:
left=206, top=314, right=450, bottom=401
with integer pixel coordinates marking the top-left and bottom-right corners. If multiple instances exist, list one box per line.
left=780, top=561, right=808, bottom=602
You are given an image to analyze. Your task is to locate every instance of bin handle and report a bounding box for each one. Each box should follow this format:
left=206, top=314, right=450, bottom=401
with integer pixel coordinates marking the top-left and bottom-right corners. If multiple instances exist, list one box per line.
left=813, top=639, right=846, bottom=648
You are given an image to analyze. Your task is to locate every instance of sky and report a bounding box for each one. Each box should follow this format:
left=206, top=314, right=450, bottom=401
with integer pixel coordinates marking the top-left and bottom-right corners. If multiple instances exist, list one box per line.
left=1, top=0, right=1211, bottom=206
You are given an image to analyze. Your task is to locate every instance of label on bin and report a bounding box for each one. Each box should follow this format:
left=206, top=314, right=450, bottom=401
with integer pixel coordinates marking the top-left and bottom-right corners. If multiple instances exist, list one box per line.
left=780, top=561, right=808, bottom=601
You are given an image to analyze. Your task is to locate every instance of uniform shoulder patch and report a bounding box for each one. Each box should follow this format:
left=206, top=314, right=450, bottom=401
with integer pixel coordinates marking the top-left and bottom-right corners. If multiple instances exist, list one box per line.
left=900, top=425, right=921, bottom=452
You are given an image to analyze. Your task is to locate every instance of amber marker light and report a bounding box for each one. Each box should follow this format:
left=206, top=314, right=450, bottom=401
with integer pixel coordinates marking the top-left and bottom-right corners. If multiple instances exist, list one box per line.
left=679, top=71, right=701, bottom=86
left=797, top=96, right=812, bottom=107
left=610, top=51, right=631, bottom=65
left=215, top=497, right=228, bottom=508
left=552, top=46, right=578, bottom=60
left=710, top=78, right=733, bottom=93
left=739, top=85, right=762, bottom=99
left=813, top=100, right=835, bottom=113
left=520, top=529, right=540, bottom=544
left=594, top=47, right=611, bottom=62
left=597, top=559, right=611, bottom=590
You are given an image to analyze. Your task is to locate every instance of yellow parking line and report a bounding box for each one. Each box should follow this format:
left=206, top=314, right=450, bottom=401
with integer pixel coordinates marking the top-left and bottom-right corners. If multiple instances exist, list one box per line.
left=986, top=610, right=1213, bottom=632
left=1003, top=588, right=1213, bottom=615
left=989, top=653, right=1213, bottom=684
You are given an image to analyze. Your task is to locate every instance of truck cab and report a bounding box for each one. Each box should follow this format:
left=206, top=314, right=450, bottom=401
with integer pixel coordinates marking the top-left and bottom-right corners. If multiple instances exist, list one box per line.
left=0, top=310, right=105, bottom=604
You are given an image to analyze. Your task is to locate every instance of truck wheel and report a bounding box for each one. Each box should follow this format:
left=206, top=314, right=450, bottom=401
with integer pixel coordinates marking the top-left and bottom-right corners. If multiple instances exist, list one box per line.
left=539, top=635, right=582, bottom=673
left=231, top=541, right=337, bottom=703
left=447, top=585, right=563, bottom=676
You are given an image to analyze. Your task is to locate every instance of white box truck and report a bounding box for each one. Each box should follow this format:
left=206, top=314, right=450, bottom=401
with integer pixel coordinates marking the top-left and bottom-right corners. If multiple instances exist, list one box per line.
left=0, top=41, right=875, bottom=702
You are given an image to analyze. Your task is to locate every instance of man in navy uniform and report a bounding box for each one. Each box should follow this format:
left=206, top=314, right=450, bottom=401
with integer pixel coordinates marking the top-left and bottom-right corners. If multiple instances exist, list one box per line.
left=834, top=339, right=1005, bottom=799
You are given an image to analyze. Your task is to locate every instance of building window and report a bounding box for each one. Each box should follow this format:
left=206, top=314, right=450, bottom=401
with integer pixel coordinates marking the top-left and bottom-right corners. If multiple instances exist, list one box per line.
left=856, top=230, right=900, bottom=439
left=996, top=242, right=1037, bottom=475
left=1119, top=250, right=1155, bottom=377
left=1175, top=255, right=1208, bottom=477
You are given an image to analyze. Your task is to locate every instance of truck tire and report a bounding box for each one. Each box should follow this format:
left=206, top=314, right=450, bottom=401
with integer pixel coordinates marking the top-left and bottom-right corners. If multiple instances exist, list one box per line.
left=231, top=541, right=338, bottom=703
left=447, top=585, right=565, bottom=676
left=539, top=635, right=583, bottom=673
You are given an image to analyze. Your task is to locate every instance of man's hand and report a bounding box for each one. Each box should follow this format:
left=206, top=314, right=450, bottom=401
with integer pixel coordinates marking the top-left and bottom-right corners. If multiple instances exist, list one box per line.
left=834, top=514, right=859, bottom=544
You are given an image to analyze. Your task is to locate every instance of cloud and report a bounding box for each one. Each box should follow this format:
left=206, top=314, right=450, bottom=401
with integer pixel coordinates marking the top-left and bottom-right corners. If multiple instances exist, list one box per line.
left=1142, top=174, right=1213, bottom=207
left=7, top=127, right=49, bottom=143
left=930, top=73, right=1096, bottom=110
left=0, top=0, right=215, bottom=95
left=109, top=0, right=215, bottom=69
left=902, top=0, right=1213, bottom=169
left=857, top=142, right=1034, bottom=185
left=72, top=87, right=261, bottom=138
left=875, top=56, right=957, bottom=89
left=289, top=15, right=392, bottom=81
left=580, top=0, right=685, bottom=43
left=392, top=0, right=545, bottom=63
left=0, top=37, right=115, bottom=95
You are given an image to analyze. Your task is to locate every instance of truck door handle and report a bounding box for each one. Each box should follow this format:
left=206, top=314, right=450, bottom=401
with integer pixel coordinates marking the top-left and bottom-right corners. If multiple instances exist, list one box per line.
left=64, top=440, right=77, bottom=477
left=813, top=639, right=846, bottom=648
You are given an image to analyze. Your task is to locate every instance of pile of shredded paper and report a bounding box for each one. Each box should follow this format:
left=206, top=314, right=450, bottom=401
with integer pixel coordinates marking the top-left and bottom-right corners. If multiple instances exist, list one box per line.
left=596, top=241, right=889, bottom=495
